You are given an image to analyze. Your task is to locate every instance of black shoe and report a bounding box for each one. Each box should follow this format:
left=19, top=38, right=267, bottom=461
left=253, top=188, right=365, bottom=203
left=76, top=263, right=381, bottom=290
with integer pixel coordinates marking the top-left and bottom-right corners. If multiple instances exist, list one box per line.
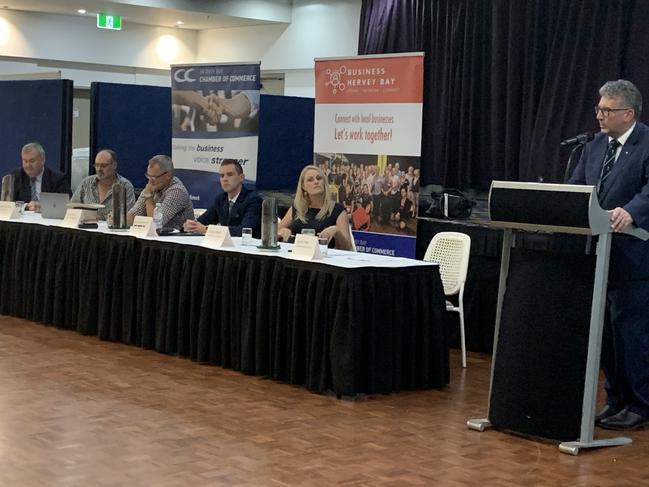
left=598, top=408, right=649, bottom=431
left=595, top=404, right=624, bottom=424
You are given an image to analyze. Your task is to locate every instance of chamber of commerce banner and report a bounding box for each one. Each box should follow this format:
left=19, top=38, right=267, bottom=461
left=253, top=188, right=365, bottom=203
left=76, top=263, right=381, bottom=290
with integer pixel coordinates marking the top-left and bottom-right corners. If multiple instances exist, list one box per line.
left=171, top=62, right=260, bottom=206
left=314, top=53, right=424, bottom=258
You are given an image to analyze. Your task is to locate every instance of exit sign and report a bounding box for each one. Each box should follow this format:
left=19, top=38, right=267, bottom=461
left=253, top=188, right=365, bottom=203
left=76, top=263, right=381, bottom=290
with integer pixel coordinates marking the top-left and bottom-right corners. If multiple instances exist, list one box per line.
left=97, top=13, right=122, bottom=30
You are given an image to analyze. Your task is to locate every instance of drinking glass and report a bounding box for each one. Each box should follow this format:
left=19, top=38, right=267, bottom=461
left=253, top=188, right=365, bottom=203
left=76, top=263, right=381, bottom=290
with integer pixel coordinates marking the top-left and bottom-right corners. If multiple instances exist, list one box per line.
left=318, top=237, right=329, bottom=256
left=15, top=201, right=25, bottom=215
left=241, top=227, right=253, bottom=245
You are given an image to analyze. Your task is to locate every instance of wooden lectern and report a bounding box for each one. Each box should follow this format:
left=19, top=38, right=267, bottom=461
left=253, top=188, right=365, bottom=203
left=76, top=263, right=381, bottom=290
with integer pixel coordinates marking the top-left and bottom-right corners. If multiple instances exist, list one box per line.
left=467, top=181, right=649, bottom=455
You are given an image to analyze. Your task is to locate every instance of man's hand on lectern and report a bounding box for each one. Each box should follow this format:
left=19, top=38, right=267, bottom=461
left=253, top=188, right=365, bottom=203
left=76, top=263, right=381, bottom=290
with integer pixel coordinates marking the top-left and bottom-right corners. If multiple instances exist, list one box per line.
left=610, top=207, right=633, bottom=232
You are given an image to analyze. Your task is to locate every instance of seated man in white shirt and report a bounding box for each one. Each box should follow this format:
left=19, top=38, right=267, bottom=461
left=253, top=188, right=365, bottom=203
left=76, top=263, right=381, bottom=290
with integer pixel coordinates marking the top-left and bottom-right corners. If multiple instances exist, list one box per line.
left=71, top=149, right=135, bottom=220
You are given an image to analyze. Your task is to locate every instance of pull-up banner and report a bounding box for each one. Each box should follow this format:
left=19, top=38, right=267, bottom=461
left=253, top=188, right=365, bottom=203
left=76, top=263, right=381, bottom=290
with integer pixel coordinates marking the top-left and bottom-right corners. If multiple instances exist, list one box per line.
left=314, top=53, right=424, bottom=258
left=171, top=62, right=260, bottom=206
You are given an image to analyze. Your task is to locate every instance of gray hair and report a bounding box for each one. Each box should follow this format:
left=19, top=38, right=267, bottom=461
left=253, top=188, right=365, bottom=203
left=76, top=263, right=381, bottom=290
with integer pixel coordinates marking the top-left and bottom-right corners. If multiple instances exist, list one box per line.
left=149, top=154, right=174, bottom=172
left=599, top=79, right=643, bottom=117
left=21, top=142, right=45, bottom=158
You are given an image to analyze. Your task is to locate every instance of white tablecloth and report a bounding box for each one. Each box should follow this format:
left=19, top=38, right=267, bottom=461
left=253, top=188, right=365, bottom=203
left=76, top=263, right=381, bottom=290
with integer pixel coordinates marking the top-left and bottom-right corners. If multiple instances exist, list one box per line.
left=10, top=212, right=435, bottom=269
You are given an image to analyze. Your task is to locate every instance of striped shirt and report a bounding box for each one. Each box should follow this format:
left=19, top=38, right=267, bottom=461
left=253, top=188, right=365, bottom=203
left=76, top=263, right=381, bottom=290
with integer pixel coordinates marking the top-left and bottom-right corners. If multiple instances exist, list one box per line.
left=71, top=174, right=136, bottom=220
left=129, top=176, right=194, bottom=230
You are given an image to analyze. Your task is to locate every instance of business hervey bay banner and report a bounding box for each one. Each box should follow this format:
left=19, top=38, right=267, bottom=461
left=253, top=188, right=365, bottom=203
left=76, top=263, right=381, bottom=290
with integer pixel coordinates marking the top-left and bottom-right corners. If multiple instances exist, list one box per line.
left=171, top=62, right=260, bottom=205
left=314, top=53, right=424, bottom=258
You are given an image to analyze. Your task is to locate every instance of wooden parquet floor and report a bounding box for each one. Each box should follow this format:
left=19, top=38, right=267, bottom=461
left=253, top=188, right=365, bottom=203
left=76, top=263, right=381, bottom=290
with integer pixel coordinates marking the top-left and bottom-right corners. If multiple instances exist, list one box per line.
left=1, top=315, right=648, bottom=487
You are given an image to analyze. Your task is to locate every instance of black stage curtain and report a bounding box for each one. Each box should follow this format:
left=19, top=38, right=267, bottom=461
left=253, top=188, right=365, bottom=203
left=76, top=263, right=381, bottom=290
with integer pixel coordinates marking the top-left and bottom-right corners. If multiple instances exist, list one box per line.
left=359, top=0, right=649, bottom=189
left=0, top=222, right=449, bottom=395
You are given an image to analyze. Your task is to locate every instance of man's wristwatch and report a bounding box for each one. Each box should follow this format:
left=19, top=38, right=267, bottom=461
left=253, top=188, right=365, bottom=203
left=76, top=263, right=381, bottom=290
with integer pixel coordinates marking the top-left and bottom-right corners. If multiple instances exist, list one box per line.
left=141, top=191, right=152, bottom=199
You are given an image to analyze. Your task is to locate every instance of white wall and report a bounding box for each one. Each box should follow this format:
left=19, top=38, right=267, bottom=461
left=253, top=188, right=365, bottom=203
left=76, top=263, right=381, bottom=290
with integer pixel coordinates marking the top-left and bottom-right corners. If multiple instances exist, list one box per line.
left=284, top=69, right=316, bottom=98
left=0, top=0, right=362, bottom=94
left=0, top=9, right=196, bottom=71
left=197, top=0, right=361, bottom=95
left=0, top=56, right=172, bottom=88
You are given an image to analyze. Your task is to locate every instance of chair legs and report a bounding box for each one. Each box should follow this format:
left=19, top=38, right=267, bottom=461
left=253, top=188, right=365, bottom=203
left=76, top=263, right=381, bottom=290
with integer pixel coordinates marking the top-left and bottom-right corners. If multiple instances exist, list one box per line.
left=458, top=305, right=466, bottom=368
left=445, top=304, right=467, bottom=368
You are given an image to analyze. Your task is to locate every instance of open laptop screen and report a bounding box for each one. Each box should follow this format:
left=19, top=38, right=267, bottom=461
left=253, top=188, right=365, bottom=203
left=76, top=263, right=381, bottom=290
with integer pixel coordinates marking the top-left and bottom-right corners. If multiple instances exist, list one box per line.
left=40, top=192, right=70, bottom=219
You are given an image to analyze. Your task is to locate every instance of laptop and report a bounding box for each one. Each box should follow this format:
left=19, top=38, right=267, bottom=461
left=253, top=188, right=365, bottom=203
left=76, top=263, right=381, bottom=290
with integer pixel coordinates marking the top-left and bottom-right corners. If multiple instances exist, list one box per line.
left=40, top=192, right=70, bottom=219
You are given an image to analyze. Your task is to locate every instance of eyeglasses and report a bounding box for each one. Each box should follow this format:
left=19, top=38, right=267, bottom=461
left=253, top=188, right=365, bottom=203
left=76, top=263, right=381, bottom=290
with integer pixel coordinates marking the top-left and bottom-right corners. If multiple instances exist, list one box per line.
left=144, top=171, right=169, bottom=181
left=594, top=106, right=632, bottom=117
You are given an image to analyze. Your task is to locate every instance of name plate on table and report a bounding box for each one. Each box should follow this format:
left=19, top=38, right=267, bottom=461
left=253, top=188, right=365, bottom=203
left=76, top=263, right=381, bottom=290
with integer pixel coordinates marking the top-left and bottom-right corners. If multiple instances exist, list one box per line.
left=202, top=224, right=234, bottom=248
left=0, top=201, right=19, bottom=221
left=291, top=234, right=322, bottom=261
left=129, top=216, right=157, bottom=238
left=62, top=209, right=83, bottom=228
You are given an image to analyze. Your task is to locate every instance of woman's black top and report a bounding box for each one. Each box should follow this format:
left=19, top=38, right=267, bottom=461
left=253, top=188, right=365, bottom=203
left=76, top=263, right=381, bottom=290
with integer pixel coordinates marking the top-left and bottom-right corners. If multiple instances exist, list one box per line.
left=289, top=203, right=345, bottom=235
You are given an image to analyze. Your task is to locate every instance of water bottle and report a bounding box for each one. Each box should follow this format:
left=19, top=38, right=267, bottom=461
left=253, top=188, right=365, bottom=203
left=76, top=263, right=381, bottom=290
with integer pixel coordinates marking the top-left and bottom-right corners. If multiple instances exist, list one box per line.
left=1, top=174, right=14, bottom=201
left=260, top=197, right=278, bottom=248
left=153, top=203, right=163, bottom=230
left=111, top=181, right=127, bottom=229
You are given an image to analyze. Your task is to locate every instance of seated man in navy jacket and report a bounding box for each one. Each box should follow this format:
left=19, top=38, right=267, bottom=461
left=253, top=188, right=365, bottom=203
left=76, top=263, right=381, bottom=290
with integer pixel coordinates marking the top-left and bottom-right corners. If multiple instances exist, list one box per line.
left=7, top=142, right=70, bottom=211
left=183, top=159, right=261, bottom=237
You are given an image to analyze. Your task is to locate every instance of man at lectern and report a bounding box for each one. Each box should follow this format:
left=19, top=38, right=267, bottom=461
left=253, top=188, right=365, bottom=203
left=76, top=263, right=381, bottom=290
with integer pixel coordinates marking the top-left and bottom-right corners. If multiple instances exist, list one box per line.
left=569, top=79, right=649, bottom=430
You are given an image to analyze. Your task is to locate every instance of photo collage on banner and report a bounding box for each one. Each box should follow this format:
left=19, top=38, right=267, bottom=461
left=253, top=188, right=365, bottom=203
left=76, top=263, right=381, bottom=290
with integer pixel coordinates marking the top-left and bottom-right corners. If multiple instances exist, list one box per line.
left=171, top=63, right=260, bottom=205
left=314, top=54, right=424, bottom=258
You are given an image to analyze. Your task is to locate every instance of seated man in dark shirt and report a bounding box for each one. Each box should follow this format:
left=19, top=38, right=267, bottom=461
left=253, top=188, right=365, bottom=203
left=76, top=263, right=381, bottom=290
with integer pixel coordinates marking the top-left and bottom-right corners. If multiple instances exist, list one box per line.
left=6, top=142, right=70, bottom=211
left=183, top=159, right=261, bottom=237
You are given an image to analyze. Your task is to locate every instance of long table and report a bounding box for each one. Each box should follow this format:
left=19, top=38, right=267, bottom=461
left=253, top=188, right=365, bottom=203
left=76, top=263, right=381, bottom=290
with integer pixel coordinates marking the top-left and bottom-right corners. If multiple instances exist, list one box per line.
left=0, top=214, right=449, bottom=395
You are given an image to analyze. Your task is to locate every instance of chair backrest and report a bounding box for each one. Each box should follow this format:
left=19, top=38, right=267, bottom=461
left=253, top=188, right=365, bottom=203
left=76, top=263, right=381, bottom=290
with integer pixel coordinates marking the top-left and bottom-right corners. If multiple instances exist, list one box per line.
left=423, top=231, right=471, bottom=296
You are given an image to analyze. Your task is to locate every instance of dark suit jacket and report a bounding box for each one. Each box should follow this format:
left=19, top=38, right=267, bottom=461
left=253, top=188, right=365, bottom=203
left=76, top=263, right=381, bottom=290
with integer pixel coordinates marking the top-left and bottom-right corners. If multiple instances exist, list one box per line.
left=10, top=166, right=70, bottom=202
left=197, top=186, right=262, bottom=237
left=569, top=122, right=649, bottom=281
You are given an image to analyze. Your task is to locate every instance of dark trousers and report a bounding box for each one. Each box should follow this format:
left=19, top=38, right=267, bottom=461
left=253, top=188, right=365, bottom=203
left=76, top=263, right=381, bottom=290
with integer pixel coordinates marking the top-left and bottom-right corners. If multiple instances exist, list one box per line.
left=602, top=279, right=649, bottom=416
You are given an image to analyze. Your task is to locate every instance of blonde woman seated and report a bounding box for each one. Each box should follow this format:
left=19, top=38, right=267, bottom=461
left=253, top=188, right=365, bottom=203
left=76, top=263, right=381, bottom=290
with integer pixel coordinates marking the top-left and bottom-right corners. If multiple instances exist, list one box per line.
left=278, top=165, right=353, bottom=250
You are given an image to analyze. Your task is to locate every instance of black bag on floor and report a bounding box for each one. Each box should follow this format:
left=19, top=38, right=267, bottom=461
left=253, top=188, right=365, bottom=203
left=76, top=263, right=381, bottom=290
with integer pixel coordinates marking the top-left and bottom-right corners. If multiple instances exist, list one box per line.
left=424, top=188, right=475, bottom=219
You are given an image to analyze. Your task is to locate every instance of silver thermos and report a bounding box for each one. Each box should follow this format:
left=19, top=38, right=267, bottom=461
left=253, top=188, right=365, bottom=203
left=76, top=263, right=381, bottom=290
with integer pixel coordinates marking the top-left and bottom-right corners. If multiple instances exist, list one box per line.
left=111, top=181, right=128, bottom=228
left=1, top=174, right=14, bottom=201
left=260, top=197, right=279, bottom=248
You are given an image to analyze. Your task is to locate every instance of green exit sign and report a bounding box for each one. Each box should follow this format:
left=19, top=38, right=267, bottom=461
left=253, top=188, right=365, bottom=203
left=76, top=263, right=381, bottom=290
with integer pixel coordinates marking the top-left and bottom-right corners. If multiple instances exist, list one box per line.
left=97, top=13, right=122, bottom=30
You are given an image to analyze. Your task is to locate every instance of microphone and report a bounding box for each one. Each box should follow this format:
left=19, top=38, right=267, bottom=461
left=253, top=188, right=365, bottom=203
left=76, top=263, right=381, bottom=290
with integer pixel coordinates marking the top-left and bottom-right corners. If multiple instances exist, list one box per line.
left=560, top=132, right=594, bottom=147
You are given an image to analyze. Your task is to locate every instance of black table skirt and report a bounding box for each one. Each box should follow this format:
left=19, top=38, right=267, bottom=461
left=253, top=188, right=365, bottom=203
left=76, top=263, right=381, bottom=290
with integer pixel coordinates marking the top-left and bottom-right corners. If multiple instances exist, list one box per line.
left=0, top=221, right=449, bottom=395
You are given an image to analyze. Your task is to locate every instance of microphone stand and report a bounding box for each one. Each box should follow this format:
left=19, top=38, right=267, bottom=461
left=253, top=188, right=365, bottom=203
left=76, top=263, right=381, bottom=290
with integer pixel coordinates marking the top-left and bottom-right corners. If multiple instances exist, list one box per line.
left=563, top=143, right=585, bottom=183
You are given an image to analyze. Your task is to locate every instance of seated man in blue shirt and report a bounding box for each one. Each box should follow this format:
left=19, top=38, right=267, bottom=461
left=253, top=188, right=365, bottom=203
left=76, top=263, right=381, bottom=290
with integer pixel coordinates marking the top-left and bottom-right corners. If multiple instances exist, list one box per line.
left=6, top=142, right=70, bottom=212
left=183, top=159, right=261, bottom=237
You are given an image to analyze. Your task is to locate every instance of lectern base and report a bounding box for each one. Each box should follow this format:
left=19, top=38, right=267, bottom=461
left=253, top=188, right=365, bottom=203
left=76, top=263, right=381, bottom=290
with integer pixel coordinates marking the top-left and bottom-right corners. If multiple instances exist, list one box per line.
left=467, top=418, right=492, bottom=432
left=558, top=437, right=632, bottom=456
left=468, top=417, right=632, bottom=455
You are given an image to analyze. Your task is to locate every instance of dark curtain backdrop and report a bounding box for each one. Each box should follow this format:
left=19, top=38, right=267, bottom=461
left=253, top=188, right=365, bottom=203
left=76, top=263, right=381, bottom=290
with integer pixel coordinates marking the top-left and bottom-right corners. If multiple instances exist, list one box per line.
left=359, top=0, right=649, bottom=189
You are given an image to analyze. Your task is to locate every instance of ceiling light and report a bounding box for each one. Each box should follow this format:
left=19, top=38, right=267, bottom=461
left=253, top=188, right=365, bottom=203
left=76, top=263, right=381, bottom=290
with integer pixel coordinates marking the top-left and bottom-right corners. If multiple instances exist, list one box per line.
left=77, top=9, right=87, bottom=14
left=175, top=20, right=184, bottom=26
